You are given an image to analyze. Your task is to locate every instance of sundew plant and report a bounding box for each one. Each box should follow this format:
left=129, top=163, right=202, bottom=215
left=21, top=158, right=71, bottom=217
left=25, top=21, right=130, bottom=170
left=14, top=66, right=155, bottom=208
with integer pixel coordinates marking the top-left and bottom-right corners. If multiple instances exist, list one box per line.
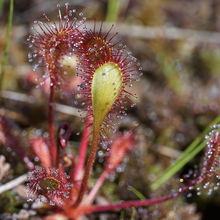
left=0, top=1, right=219, bottom=220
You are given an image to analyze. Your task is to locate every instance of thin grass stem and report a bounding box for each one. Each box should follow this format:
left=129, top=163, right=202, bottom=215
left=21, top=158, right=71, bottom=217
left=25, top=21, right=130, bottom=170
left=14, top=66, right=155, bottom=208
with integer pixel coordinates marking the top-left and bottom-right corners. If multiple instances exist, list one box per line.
left=0, top=0, right=4, bottom=15
left=0, top=0, right=13, bottom=93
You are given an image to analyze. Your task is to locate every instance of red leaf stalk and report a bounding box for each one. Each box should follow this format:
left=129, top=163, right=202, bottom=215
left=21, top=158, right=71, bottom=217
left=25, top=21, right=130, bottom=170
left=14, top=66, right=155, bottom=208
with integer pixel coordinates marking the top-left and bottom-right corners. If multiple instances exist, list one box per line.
left=74, top=117, right=92, bottom=182
left=71, top=194, right=178, bottom=218
left=49, top=83, right=57, bottom=166
left=30, top=137, right=51, bottom=170
left=73, top=127, right=100, bottom=207
left=86, top=169, right=108, bottom=205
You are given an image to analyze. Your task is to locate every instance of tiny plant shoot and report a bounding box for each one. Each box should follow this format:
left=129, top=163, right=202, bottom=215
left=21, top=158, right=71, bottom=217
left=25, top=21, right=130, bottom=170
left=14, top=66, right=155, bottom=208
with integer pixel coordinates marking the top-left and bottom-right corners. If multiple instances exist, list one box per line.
left=22, top=3, right=220, bottom=219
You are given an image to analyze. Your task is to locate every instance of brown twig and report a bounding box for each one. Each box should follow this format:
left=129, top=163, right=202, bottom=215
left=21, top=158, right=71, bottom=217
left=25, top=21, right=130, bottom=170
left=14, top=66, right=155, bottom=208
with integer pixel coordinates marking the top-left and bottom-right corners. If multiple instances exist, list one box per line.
left=0, top=90, right=86, bottom=117
left=32, top=22, right=220, bottom=45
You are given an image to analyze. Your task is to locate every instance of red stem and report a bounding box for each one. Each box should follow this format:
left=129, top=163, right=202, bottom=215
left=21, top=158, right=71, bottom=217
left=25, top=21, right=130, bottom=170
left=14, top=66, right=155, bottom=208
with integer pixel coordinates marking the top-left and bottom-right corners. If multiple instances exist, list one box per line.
left=83, top=171, right=212, bottom=215
left=74, top=117, right=91, bottom=182
left=49, top=83, right=57, bottom=166
left=76, top=186, right=191, bottom=216
left=80, top=195, right=175, bottom=214
left=67, top=175, right=210, bottom=220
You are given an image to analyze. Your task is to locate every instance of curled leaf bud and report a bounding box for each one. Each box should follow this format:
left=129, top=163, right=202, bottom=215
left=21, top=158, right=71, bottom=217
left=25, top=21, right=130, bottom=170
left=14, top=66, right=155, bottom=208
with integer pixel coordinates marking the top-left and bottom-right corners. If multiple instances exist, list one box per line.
left=57, top=122, right=72, bottom=150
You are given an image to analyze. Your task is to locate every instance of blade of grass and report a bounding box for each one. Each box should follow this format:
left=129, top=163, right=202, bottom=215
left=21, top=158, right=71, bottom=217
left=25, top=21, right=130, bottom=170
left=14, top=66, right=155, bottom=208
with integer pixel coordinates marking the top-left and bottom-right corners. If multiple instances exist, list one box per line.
left=105, top=0, right=120, bottom=23
left=128, top=186, right=146, bottom=200
left=0, top=0, right=14, bottom=92
left=119, top=186, right=145, bottom=220
left=151, top=114, right=220, bottom=191
left=172, top=114, right=220, bottom=165
left=0, top=0, right=4, bottom=15
left=120, top=210, right=125, bottom=220
left=129, top=185, right=153, bottom=211
left=157, top=114, right=220, bottom=178
left=130, top=207, right=136, bottom=220
left=152, top=140, right=206, bottom=191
